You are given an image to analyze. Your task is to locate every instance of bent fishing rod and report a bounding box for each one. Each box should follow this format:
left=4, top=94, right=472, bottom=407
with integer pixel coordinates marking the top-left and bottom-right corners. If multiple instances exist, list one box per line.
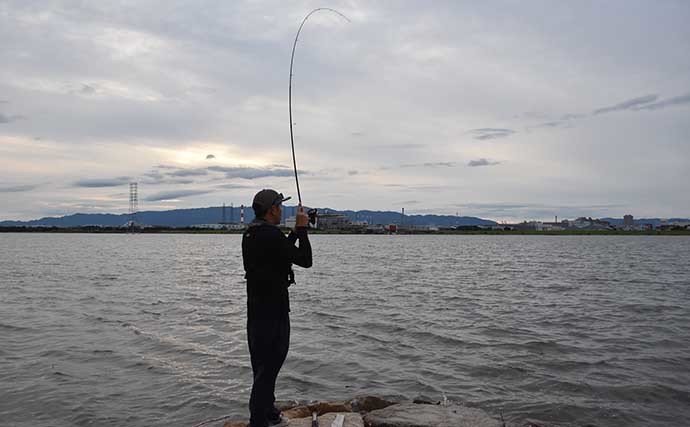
left=288, top=7, right=350, bottom=218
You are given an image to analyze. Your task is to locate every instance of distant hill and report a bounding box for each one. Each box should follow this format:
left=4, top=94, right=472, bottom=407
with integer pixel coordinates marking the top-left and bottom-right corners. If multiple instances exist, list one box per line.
left=327, top=209, right=496, bottom=227
left=0, top=206, right=496, bottom=228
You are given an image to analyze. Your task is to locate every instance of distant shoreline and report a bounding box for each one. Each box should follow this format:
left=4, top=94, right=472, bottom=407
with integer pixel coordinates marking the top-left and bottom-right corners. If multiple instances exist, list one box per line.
left=2, top=226, right=689, bottom=236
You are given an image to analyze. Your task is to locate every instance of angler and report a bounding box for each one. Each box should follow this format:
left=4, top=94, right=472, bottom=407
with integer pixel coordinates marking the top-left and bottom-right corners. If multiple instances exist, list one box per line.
left=241, top=8, right=348, bottom=427
left=242, top=189, right=312, bottom=427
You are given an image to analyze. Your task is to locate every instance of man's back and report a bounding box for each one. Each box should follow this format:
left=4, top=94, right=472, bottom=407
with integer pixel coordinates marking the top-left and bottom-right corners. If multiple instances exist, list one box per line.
left=242, top=220, right=312, bottom=317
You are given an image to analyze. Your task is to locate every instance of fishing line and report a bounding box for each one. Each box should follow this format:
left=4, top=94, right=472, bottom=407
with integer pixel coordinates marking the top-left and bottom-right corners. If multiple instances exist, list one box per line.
left=193, top=9, right=351, bottom=427
left=289, top=8, right=350, bottom=206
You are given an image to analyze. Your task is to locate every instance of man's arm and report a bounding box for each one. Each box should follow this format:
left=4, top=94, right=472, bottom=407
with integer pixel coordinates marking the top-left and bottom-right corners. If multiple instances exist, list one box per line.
left=280, top=206, right=312, bottom=268
left=290, top=227, right=312, bottom=268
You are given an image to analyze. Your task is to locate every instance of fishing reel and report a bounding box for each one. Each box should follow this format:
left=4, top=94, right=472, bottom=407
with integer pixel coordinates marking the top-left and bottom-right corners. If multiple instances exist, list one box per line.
left=307, top=208, right=318, bottom=226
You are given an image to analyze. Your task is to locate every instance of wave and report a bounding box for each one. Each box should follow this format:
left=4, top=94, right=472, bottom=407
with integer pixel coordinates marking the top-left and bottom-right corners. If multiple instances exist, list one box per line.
left=0, top=322, right=33, bottom=331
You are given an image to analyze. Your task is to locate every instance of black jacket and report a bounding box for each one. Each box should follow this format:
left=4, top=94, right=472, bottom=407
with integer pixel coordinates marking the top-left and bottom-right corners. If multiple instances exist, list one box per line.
left=242, top=219, right=312, bottom=317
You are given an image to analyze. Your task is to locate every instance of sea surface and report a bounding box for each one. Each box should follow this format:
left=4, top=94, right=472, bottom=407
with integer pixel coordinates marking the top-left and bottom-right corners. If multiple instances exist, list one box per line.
left=1, top=233, right=689, bottom=427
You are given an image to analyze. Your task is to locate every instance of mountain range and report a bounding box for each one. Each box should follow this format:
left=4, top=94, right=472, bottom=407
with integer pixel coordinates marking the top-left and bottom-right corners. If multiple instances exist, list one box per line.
left=0, top=206, right=497, bottom=228
left=2, top=208, right=687, bottom=229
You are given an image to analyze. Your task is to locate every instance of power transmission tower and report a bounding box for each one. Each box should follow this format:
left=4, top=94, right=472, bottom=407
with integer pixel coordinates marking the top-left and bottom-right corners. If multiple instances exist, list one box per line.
left=129, top=182, right=138, bottom=231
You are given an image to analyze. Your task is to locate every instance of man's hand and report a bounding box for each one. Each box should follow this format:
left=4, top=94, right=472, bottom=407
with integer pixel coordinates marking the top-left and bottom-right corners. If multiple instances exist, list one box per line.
left=295, top=205, right=309, bottom=228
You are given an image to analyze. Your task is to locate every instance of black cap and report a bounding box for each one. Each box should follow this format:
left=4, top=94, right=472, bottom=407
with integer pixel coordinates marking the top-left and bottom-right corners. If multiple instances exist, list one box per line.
left=252, top=189, right=291, bottom=212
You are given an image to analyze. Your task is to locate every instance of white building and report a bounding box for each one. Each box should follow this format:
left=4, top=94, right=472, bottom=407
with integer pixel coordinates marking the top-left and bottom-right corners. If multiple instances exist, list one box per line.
left=284, top=216, right=297, bottom=229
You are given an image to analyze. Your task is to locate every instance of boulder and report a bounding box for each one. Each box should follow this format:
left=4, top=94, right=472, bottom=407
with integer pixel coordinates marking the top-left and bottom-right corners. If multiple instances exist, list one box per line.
left=288, top=412, right=364, bottom=427
left=310, top=401, right=352, bottom=414
left=363, top=402, right=502, bottom=427
left=520, top=420, right=555, bottom=427
left=283, top=406, right=313, bottom=419
left=412, top=395, right=439, bottom=405
left=275, top=400, right=304, bottom=411
left=350, top=395, right=396, bottom=413
left=283, top=401, right=353, bottom=419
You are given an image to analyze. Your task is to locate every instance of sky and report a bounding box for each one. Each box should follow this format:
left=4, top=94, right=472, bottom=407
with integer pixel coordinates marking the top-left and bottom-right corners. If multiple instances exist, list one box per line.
left=1, top=0, right=689, bottom=222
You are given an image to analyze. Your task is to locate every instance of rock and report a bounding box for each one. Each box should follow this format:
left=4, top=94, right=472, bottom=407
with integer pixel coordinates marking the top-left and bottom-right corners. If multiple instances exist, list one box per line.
left=363, top=402, right=502, bottom=427
left=283, top=405, right=313, bottom=419
left=520, top=420, right=555, bottom=427
left=284, top=401, right=353, bottom=419
left=222, top=422, right=248, bottom=427
left=288, top=412, right=364, bottom=427
left=275, top=399, right=303, bottom=411
left=412, top=395, right=438, bottom=405
left=310, top=401, right=352, bottom=414
left=350, top=395, right=396, bottom=413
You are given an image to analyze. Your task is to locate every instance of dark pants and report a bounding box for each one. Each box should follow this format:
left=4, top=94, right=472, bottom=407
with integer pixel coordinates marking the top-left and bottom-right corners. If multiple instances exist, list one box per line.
left=247, top=312, right=290, bottom=427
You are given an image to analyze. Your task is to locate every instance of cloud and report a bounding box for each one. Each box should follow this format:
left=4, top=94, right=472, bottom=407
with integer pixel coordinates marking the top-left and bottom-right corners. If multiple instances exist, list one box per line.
left=423, top=162, right=455, bottom=167
left=146, top=164, right=297, bottom=182
left=518, top=111, right=549, bottom=120
left=1, top=2, right=689, bottom=221
left=457, top=202, right=623, bottom=210
left=470, top=128, right=516, bottom=140
left=370, top=143, right=425, bottom=150
left=0, top=184, right=36, bottom=192
left=144, top=189, right=212, bottom=202
left=0, top=113, right=25, bottom=124
left=207, top=165, right=295, bottom=179
left=167, top=168, right=208, bottom=177
left=400, top=162, right=457, bottom=168
left=206, top=154, right=216, bottom=159
left=216, top=183, right=252, bottom=189
left=635, top=93, right=690, bottom=111
left=531, top=114, right=585, bottom=129
left=467, top=158, right=500, bottom=167
left=73, top=177, right=130, bottom=187
left=141, top=170, right=196, bottom=185
left=383, top=184, right=453, bottom=192
left=454, top=202, right=627, bottom=220
left=593, top=94, right=658, bottom=115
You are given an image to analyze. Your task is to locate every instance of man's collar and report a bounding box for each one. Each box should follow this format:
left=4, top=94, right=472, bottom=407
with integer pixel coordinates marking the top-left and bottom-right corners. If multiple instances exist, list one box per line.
left=249, top=218, right=279, bottom=228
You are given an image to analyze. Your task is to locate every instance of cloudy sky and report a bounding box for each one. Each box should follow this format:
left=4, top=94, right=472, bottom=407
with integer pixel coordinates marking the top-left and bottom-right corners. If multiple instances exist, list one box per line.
left=1, top=1, right=689, bottom=222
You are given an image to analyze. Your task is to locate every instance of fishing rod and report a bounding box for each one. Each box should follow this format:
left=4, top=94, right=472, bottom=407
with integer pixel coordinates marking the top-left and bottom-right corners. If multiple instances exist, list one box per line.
left=288, top=7, right=350, bottom=223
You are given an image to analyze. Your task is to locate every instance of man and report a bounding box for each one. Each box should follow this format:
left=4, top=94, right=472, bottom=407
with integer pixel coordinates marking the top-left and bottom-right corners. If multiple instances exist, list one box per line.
left=242, top=189, right=312, bottom=427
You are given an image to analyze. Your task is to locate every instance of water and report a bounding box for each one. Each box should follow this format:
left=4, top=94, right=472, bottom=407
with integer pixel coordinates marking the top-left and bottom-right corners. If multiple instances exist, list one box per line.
left=1, top=233, right=689, bottom=427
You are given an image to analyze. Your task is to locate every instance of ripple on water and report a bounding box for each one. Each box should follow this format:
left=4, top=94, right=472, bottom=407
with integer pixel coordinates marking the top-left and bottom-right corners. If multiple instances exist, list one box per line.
left=1, top=234, right=689, bottom=427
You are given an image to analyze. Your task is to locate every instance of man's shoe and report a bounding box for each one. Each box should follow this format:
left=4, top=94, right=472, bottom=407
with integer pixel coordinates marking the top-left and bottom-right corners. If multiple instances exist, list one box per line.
left=267, top=413, right=288, bottom=427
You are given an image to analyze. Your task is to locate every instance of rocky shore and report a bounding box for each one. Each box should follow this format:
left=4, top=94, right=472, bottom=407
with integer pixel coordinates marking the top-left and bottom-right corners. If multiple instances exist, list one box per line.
left=218, top=395, right=550, bottom=427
